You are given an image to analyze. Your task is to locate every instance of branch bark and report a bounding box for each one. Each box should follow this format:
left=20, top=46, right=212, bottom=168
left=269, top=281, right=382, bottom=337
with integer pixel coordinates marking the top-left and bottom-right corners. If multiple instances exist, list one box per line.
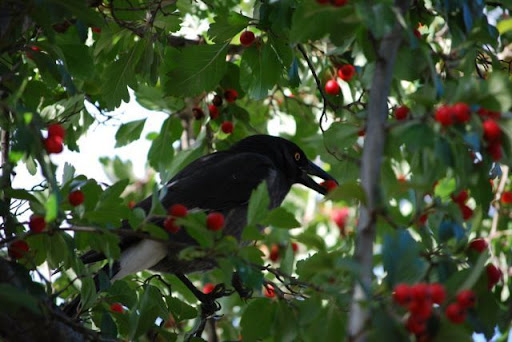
left=0, top=258, right=101, bottom=342
left=347, top=2, right=410, bottom=340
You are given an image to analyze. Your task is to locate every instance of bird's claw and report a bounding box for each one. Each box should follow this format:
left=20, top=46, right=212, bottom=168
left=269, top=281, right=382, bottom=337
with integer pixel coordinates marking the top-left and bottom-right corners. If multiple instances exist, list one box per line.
left=231, top=272, right=253, bottom=300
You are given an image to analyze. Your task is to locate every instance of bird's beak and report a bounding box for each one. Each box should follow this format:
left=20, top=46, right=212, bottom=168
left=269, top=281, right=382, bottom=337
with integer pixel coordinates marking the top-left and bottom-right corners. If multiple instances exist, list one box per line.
left=298, top=161, right=338, bottom=195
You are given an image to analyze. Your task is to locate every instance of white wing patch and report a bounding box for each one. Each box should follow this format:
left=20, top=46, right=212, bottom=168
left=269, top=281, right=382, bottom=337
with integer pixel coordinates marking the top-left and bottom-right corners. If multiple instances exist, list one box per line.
left=111, top=240, right=168, bottom=281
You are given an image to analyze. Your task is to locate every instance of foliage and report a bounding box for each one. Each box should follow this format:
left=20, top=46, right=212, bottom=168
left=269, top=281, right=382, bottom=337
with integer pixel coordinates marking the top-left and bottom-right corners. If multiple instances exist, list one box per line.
left=1, top=0, right=512, bottom=341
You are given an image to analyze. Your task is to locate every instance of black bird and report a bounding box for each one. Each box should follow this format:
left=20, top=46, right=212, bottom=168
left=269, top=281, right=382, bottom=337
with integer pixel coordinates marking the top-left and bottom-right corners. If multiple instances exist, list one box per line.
left=71, top=135, right=336, bottom=312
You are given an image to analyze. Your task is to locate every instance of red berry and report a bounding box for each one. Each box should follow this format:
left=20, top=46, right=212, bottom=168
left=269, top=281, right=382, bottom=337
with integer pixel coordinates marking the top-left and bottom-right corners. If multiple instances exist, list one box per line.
left=224, top=89, right=238, bottom=103
left=48, top=123, right=65, bottom=138
left=324, top=79, right=340, bottom=95
left=393, top=283, right=412, bottom=306
left=29, top=215, right=46, bottom=233
left=358, top=128, right=365, bottom=137
left=413, top=28, right=422, bottom=39
left=487, top=141, right=502, bottom=161
left=406, top=315, right=426, bottom=335
left=203, top=283, right=215, bottom=294
left=435, top=105, right=454, bottom=126
left=68, top=190, right=85, bottom=206
left=331, top=207, right=349, bottom=235
left=208, top=104, right=219, bottom=119
left=418, top=214, right=428, bottom=226
left=192, top=107, right=205, bottom=120
left=408, top=299, right=433, bottom=320
left=330, top=0, right=348, bottom=6
left=456, top=289, right=476, bottom=309
left=337, top=64, right=356, bottom=81
left=291, top=242, right=299, bottom=253
left=452, top=102, right=470, bottom=123
left=501, top=191, right=512, bottom=204
left=482, top=119, right=501, bottom=142
left=206, top=212, right=224, bottom=231
left=468, top=238, right=488, bottom=253
left=269, top=244, right=280, bottom=262
left=163, top=217, right=180, bottom=233
left=30, top=46, right=41, bottom=52
left=445, top=302, right=467, bottom=324
left=486, top=264, right=502, bottom=289
left=221, top=121, right=234, bottom=134
left=451, top=190, right=468, bottom=204
left=411, top=283, right=431, bottom=301
left=92, top=27, right=101, bottom=34
left=459, top=204, right=473, bottom=221
left=264, top=284, right=275, bottom=298
left=8, top=240, right=29, bottom=259
left=44, top=136, right=63, bottom=154
left=240, top=31, right=255, bottom=47
left=394, top=105, right=410, bottom=120
left=320, top=180, right=338, bottom=193
left=128, top=200, right=136, bottom=209
left=429, top=283, right=446, bottom=304
left=168, top=204, right=188, bottom=218
left=110, top=303, right=124, bottom=313
left=478, top=108, right=501, bottom=119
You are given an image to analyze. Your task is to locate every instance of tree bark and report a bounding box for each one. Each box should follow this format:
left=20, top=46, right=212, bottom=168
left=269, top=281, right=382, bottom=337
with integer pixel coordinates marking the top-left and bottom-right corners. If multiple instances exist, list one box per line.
left=0, top=258, right=99, bottom=342
left=347, top=2, right=410, bottom=341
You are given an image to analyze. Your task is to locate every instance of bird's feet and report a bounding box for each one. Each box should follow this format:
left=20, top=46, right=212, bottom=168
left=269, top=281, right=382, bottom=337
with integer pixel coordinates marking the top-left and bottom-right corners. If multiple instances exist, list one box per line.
left=231, top=272, right=253, bottom=300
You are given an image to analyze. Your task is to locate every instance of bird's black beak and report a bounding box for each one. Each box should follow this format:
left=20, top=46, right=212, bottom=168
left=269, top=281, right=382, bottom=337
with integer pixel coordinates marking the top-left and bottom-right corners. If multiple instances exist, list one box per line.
left=298, top=161, right=338, bottom=195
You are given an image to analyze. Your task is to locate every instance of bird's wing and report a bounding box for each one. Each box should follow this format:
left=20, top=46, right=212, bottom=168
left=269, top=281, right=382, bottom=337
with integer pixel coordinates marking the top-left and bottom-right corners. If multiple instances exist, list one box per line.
left=80, top=151, right=276, bottom=265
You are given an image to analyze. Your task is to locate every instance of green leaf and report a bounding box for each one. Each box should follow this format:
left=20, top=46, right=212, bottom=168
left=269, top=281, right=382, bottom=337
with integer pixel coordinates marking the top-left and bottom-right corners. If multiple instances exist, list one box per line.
left=240, top=44, right=282, bottom=100
left=497, top=18, right=512, bottom=34
left=130, top=285, right=167, bottom=339
left=165, top=43, right=229, bottom=96
left=382, top=230, right=428, bottom=287
left=247, top=181, right=270, bottom=226
left=147, top=117, right=181, bottom=176
left=167, top=297, right=198, bottom=321
left=209, top=13, right=250, bottom=42
left=101, top=47, right=142, bottom=109
left=62, top=163, right=76, bottom=184
left=263, top=207, right=301, bottom=229
left=241, top=298, right=276, bottom=340
left=326, top=181, right=366, bottom=204
left=115, top=119, right=146, bottom=147
left=44, top=193, right=58, bottom=222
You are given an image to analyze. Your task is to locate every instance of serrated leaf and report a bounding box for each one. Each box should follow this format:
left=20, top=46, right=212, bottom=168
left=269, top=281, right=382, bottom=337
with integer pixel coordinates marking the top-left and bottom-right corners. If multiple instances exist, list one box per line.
left=165, top=43, right=229, bottom=96
left=115, top=119, right=146, bottom=147
left=209, top=13, right=250, bottom=43
left=240, top=44, right=282, bottom=100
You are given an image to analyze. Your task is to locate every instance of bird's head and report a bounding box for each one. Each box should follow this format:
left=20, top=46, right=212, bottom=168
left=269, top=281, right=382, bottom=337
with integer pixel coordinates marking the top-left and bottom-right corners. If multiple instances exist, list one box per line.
left=231, top=135, right=338, bottom=195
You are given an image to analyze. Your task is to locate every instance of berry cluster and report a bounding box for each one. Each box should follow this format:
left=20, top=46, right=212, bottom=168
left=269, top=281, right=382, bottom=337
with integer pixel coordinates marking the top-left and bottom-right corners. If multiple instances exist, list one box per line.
left=198, top=89, right=239, bottom=135
left=324, top=64, right=356, bottom=95
left=450, top=189, right=473, bottom=221
left=444, top=289, right=476, bottom=324
left=44, top=123, right=66, bottom=154
left=393, top=283, right=446, bottom=335
left=163, top=203, right=188, bottom=233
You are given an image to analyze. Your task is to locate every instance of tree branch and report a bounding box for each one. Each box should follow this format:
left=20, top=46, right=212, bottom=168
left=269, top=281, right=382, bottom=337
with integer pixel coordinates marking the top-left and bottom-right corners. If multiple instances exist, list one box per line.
left=0, top=258, right=103, bottom=342
left=347, top=2, right=410, bottom=340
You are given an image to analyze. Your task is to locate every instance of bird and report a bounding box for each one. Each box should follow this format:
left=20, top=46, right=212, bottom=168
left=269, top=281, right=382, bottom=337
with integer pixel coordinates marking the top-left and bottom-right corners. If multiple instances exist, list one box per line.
left=68, top=134, right=336, bottom=314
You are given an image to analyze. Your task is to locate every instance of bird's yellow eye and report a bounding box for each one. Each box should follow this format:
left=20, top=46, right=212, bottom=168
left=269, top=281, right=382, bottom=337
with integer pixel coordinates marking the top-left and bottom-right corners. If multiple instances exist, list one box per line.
left=294, top=152, right=301, bottom=161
